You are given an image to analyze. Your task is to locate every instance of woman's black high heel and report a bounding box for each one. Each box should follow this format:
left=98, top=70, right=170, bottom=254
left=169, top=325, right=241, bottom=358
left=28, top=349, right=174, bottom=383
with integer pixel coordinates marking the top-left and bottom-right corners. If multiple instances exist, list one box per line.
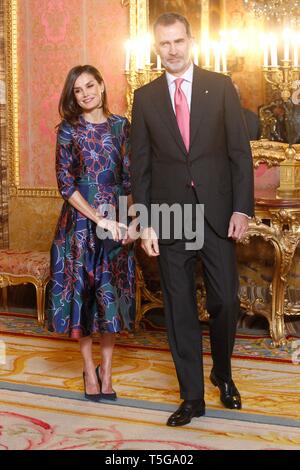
left=96, top=364, right=117, bottom=401
left=83, top=371, right=101, bottom=402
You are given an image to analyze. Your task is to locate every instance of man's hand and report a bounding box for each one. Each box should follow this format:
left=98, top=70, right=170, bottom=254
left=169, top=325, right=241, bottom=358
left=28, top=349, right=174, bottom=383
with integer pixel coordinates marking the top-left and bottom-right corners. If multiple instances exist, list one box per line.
left=141, top=227, right=160, bottom=257
left=228, top=213, right=249, bottom=241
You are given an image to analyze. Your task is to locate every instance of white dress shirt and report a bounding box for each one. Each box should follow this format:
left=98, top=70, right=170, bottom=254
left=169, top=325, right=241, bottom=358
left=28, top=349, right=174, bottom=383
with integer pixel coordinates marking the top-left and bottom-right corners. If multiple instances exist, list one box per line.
left=166, top=62, right=194, bottom=112
left=165, top=62, right=250, bottom=220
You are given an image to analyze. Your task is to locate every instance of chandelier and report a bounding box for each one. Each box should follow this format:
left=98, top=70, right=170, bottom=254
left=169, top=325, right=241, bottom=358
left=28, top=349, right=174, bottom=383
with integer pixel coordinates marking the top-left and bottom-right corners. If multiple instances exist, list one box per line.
left=244, top=1, right=300, bottom=24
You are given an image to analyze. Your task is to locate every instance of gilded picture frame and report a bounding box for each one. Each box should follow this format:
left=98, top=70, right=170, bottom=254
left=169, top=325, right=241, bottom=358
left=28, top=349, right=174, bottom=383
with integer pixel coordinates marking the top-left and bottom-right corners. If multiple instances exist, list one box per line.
left=5, top=0, right=59, bottom=198
left=124, top=0, right=220, bottom=40
left=124, top=0, right=149, bottom=38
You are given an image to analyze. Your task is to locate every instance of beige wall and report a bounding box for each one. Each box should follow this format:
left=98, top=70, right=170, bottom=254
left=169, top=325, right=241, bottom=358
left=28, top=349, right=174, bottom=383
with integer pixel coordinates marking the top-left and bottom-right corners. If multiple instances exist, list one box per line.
left=224, top=0, right=265, bottom=113
left=9, top=197, right=63, bottom=250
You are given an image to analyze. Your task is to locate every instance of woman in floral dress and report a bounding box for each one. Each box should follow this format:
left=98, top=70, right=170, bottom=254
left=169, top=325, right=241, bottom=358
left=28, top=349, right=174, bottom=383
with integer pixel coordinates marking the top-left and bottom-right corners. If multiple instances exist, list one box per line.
left=48, top=65, right=135, bottom=401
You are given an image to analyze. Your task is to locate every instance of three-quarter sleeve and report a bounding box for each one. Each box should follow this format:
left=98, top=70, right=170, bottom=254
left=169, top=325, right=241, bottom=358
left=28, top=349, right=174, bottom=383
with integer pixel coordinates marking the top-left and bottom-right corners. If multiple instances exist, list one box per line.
left=56, top=121, right=77, bottom=200
left=120, top=118, right=131, bottom=196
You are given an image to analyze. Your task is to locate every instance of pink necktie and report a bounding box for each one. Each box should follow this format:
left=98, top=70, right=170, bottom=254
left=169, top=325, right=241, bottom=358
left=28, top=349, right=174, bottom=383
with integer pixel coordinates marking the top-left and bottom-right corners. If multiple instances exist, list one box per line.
left=174, top=78, right=190, bottom=152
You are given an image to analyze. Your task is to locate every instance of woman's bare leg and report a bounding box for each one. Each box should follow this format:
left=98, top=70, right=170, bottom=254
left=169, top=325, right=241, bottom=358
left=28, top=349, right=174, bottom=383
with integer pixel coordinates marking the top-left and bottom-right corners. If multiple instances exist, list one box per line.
left=99, top=333, right=116, bottom=393
left=79, top=336, right=99, bottom=394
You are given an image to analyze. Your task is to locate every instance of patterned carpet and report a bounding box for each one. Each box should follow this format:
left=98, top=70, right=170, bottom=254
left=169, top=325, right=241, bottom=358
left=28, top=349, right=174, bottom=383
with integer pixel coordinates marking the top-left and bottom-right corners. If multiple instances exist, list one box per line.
left=0, top=310, right=298, bottom=361
left=2, top=389, right=300, bottom=450
left=0, top=311, right=300, bottom=450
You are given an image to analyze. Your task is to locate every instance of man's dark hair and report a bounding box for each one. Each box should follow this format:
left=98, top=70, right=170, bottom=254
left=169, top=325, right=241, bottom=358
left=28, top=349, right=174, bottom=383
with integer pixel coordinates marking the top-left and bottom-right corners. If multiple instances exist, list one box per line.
left=153, top=12, right=192, bottom=38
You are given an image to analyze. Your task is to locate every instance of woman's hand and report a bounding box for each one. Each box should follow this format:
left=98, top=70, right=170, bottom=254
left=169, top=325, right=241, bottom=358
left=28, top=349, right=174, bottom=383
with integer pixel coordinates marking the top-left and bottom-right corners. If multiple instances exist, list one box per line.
left=97, top=218, right=128, bottom=241
left=122, top=218, right=140, bottom=246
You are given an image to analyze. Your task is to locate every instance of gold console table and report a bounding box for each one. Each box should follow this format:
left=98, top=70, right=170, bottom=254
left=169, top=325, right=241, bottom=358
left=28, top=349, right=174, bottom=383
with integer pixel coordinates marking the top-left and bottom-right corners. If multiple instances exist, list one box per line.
left=241, top=192, right=300, bottom=346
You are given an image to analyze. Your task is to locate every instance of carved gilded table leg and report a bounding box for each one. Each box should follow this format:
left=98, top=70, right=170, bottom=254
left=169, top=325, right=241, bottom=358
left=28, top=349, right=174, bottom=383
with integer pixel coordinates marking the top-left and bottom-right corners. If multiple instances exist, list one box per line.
left=270, top=210, right=300, bottom=345
left=242, top=208, right=300, bottom=347
left=273, top=228, right=300, bottom=346
left=242, top=219, right=285, bottom=346
left=269, top=237, right=286, bottom=347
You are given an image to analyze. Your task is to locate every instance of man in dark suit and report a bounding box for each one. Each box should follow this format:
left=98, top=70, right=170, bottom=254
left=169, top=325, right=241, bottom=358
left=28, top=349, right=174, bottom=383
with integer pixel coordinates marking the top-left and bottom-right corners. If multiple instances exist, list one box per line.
left=131, top=12, right=254, bottom=427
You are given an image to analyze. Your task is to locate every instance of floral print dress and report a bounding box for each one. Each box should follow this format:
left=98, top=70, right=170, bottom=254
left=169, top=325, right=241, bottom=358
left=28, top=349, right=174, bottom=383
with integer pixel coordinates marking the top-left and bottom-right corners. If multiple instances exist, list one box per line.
left=48, top=114, right=135, bottom=338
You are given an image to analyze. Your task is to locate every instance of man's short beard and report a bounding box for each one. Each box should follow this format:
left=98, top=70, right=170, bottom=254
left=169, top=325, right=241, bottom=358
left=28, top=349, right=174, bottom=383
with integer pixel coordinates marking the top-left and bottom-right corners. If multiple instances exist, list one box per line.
left=164, top=58, right=190, bottom=74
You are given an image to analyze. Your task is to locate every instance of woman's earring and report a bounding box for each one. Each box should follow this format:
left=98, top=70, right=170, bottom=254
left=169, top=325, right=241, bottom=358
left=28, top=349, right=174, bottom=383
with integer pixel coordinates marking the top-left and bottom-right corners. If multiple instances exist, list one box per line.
left=99, top=91, right=104, bottom=109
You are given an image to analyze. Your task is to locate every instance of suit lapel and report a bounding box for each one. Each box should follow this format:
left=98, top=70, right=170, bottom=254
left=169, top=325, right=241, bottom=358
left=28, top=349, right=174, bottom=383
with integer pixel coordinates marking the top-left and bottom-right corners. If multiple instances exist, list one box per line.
left=151, top=74, right=188, bottom=156
left=150, top=66, right=211, bottom=155
left=190, top=65, right=211, bottom=150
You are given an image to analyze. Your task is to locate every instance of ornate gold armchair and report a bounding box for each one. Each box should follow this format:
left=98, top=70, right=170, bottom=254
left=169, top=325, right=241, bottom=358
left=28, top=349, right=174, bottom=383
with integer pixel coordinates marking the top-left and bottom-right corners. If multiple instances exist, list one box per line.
left=0, top=250, right=50, bottom=324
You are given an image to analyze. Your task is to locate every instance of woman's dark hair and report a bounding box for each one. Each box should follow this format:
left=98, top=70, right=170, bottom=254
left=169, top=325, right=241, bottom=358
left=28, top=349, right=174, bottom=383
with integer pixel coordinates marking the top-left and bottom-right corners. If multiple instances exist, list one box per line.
left=58, top=65, right=110, bottom=125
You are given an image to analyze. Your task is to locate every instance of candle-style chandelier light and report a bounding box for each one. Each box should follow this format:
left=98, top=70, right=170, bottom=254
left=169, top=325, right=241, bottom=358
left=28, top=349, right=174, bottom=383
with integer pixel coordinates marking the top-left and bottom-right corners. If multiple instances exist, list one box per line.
left=244, top=0, right=300, bottom=25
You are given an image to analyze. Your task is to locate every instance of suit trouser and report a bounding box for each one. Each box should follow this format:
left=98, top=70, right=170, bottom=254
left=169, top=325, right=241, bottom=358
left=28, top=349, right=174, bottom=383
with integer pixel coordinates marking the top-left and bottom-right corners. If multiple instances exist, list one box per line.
left=157, top=191, right=240, bottom=401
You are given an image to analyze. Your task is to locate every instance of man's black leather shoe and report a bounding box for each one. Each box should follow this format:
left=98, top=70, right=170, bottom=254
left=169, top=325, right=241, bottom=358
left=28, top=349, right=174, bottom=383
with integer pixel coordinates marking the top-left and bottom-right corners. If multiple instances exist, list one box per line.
left=210, top=370, right=242, bottom=409
left=167, top=400, right=205, bottom=427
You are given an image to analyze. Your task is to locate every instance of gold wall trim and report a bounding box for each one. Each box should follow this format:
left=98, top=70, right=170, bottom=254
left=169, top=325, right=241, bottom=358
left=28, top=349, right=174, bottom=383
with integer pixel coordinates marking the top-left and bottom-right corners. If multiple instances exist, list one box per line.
left=8, top=186, right=60, bottom=197
left=5, top=0, right=19, bottom=191
left=0, top=0, right=9, bottom=247
left=9, top=187, right=60, bottom=198
left=5, top=0, right=60, bottom=198
left=128, top=0, right=148, bottom=38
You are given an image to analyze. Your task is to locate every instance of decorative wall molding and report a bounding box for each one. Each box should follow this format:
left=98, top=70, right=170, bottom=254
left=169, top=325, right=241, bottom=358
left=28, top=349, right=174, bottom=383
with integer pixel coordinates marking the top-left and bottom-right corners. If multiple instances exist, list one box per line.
left=5, top=0, right=67, bottom=198
left=0, top=0, right=9, bottom=246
